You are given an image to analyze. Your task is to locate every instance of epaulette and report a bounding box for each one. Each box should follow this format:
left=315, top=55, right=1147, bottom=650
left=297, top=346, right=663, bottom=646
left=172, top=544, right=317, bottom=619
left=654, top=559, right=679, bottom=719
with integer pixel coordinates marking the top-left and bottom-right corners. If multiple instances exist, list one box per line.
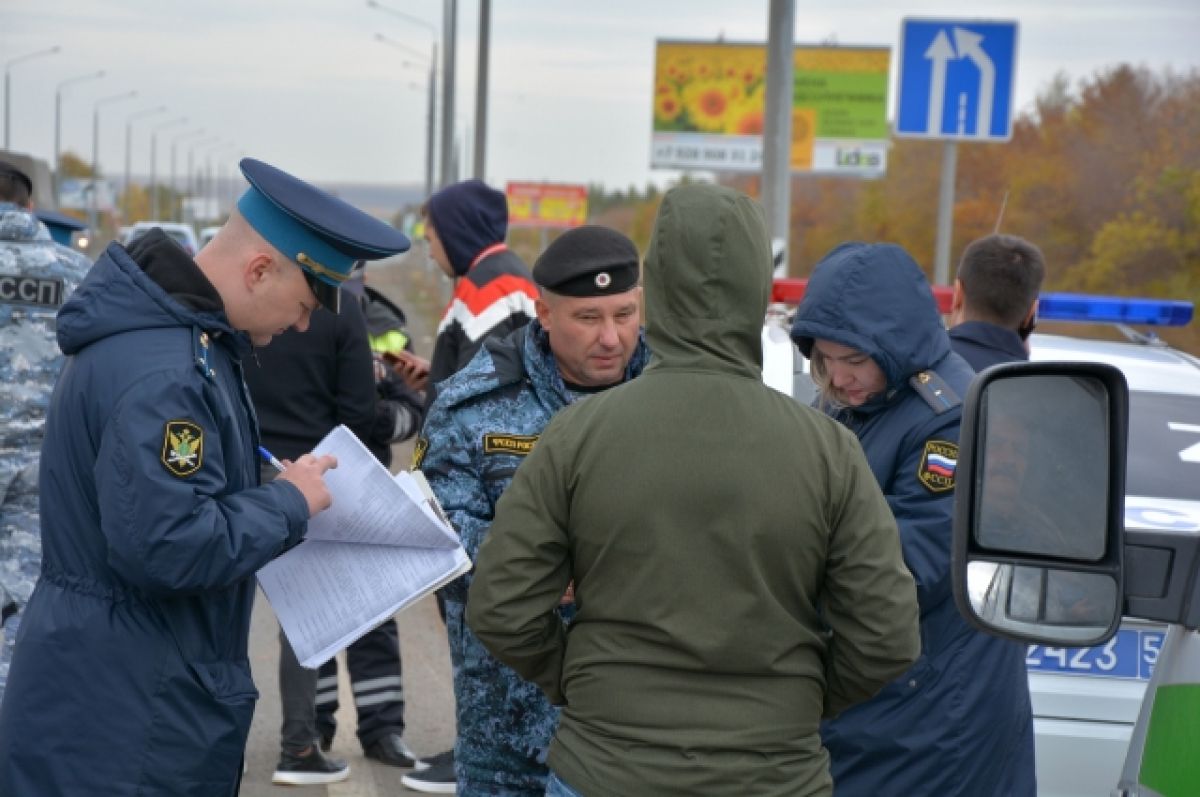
left=192, top=327, right=216, bottom=381
left=909, top=370, right=960, bottom=414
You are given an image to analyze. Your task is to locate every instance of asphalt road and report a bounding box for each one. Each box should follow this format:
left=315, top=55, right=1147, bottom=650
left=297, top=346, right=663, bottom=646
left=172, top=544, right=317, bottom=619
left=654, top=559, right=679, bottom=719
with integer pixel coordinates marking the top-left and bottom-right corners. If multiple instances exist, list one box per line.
left=240, top=589, right=457, bottom=796
left=241, top=248, right=458, bottom=795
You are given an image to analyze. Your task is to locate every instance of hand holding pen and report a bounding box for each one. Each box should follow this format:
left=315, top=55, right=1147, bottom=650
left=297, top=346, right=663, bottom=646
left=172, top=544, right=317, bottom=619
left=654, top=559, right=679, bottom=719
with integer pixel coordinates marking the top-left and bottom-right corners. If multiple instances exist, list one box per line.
left=258, top=445, right=339, bottom=517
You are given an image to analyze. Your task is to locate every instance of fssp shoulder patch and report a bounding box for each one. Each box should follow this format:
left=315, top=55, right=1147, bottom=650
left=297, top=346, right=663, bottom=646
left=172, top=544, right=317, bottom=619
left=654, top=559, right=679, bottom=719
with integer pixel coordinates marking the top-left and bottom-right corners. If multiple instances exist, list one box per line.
left=412, top=436, right=429, bottom=469
left=483, top=433, right=538, bottom=456
left=161, top=420, right=204, bottom=478
left=0, top=275, right=64, bottom=308
left=917, top=439, right=958, bottom=493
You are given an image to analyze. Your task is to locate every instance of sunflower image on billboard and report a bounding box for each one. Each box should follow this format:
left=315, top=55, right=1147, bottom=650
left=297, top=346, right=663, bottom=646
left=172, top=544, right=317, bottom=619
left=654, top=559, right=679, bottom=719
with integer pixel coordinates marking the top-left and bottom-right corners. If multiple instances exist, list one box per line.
left=651, top=40, right=889, bottom=175
left=654, top=42, right=766, bottom=135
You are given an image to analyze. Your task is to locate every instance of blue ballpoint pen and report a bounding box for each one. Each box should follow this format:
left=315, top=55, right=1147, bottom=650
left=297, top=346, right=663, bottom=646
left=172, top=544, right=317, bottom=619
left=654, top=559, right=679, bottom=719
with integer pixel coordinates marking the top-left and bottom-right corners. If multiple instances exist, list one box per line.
left=257, top=445, right=287, bottom=473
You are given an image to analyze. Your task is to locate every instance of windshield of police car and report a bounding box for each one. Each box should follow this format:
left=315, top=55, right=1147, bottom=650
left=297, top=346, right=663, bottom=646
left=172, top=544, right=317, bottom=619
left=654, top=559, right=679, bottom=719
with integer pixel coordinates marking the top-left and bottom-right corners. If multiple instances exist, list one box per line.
left=1128, top=391, right=1200, bottom=503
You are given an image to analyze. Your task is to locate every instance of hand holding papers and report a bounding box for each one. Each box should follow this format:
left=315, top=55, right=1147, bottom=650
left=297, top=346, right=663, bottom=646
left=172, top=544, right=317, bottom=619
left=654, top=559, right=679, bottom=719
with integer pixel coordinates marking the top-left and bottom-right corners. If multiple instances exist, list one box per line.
left=257, top=425, right=469, bottom=668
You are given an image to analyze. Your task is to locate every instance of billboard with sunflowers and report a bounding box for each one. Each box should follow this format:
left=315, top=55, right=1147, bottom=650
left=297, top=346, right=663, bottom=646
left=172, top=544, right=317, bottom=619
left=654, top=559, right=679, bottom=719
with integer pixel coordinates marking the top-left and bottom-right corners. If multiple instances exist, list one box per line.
left=505, top=182, right=589, bottom=229
left=651, top=41, right=890, bottom=176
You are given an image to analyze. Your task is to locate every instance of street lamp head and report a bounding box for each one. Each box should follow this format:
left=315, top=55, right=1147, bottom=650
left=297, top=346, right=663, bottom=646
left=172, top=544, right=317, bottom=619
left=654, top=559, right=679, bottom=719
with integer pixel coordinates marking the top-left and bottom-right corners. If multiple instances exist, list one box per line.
left=96, top=90, right=138, bottom=109
left=5, top=45, right=62, bottom=70
left=128, top=104, right=168, bottom=122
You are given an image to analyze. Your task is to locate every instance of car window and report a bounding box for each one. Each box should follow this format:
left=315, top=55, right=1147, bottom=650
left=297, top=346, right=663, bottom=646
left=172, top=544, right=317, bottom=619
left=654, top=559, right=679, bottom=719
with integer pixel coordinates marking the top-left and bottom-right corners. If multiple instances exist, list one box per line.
left=1128, top=390, right=1200, bottom=502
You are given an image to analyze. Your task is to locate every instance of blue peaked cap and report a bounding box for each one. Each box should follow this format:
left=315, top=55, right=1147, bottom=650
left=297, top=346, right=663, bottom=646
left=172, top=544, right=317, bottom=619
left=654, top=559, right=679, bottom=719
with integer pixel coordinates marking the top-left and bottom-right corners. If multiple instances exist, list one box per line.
left=237, top=157, right=410, bottom=313
left=34, top=209, right=87, bottom=247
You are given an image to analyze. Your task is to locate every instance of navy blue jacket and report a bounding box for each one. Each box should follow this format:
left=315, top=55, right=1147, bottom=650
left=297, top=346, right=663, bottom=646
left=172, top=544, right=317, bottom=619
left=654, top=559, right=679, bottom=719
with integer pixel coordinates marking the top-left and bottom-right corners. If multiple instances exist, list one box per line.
left=949, top=320, right=1028, bottom=371
left=791, top=243, right=1035, bottom=797
left=0, top=237, right=310, bottom=796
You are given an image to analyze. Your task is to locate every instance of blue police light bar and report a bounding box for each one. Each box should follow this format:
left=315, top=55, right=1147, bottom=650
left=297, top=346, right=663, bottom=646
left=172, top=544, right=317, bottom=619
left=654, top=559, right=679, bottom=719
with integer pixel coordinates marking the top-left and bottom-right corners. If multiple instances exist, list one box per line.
left=1038, top=293, right=1194, bottom=327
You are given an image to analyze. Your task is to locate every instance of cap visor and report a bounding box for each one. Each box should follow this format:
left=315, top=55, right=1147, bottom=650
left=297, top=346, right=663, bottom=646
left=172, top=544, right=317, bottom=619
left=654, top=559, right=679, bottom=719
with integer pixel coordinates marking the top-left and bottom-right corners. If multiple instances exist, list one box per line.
left=312, top=278, right=341, bottom=314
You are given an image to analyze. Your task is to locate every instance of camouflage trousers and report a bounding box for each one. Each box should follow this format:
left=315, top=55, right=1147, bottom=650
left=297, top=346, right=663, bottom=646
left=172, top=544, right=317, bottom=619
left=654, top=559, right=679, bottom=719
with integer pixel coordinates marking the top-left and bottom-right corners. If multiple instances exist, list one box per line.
left=445, top=600, right=559, bottom=797
left=0, top=483, right=40, bottom=705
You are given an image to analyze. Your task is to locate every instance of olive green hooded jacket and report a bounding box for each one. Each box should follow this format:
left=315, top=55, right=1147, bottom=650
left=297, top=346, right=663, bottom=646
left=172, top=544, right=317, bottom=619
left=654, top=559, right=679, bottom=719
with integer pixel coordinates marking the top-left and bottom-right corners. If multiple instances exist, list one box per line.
left=468, top=184, right=919, bottom=797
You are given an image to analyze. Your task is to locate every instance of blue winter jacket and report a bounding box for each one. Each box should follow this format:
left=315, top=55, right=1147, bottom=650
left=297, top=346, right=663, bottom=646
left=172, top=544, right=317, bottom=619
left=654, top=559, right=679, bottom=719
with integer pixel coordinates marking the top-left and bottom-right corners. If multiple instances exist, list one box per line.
left=0, top=239, right=310, bottom=796
left=790, top=243, right=1035, bottom=796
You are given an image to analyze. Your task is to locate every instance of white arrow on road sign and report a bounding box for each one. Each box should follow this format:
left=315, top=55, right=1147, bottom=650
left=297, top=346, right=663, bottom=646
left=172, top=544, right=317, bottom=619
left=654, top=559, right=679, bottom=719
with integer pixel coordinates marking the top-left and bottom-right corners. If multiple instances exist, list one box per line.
left=953, top=27, right=995, bottom=137
left=897, top=18, right=1018, bottom=142
left=924, top=30, right=954, bottom=136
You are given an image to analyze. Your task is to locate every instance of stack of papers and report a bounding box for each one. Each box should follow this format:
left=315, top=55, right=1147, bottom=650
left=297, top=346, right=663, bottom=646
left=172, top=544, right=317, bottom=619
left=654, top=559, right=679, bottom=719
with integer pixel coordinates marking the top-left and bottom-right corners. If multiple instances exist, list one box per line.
left=257, top=425, right=469, bottom=668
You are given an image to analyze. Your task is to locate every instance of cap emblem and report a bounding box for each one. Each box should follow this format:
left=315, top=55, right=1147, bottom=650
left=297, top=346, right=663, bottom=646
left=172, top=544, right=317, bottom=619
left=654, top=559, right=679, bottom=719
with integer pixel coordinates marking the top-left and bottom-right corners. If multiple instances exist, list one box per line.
left=297, top=252, right=348, bottom=283
left=595, top=272, right=612, bottom=289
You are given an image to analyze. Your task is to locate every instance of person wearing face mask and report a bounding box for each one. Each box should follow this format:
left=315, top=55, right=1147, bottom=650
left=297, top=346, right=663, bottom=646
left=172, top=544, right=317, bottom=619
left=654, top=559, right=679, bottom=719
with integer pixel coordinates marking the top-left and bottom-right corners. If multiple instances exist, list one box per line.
left=948, top=233, right=1046, bottom=370
left=0, top=158, right=409, bottom=797
left=789, top=242, right=1036, bottom=797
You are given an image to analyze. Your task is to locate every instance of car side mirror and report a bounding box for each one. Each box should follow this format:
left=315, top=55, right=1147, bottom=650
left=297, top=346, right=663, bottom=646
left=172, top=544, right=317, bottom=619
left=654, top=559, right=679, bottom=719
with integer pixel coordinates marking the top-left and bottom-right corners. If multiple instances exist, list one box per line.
left=952, top=362, right=1128, bottom=646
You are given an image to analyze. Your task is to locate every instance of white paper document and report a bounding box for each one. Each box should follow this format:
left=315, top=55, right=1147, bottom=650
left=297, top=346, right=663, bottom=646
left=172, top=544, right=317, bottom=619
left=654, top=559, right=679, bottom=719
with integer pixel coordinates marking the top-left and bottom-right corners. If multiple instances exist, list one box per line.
left=257, top=425, right=470, bottom=668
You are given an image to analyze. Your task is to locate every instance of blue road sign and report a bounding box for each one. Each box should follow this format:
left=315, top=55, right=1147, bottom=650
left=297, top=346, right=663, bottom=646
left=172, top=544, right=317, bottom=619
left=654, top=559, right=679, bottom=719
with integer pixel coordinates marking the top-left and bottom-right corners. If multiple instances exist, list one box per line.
left=895, top=18, right=1018, bottom=141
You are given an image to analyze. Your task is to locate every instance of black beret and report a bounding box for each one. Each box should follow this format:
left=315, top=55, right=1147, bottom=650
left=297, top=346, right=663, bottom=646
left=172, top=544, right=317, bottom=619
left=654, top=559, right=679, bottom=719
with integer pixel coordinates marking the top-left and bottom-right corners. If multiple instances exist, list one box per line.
left=533, top=225, right=640, bottom=297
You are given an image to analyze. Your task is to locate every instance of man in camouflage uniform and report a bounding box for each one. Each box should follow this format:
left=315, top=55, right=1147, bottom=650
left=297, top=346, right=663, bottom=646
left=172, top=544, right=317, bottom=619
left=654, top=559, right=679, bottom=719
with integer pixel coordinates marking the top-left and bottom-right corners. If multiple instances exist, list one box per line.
left=0, top=162, right=91, bottom=702
left=417, top=226, right=649, bottom=796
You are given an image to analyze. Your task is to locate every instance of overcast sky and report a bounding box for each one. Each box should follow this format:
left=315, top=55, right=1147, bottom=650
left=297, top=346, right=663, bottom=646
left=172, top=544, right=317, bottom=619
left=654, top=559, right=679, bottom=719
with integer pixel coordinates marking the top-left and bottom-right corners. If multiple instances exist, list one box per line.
left=2, top=0, right=1197, bottom=191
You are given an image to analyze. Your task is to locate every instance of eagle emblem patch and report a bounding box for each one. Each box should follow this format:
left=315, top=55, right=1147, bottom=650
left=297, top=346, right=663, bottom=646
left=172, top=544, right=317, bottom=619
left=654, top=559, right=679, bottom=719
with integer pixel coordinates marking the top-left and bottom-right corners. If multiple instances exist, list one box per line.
left=161, top=420, right=204, bottom=478
left=412, top=436, right=429, bottom=469
left=917, top=439, right=958, bottom=493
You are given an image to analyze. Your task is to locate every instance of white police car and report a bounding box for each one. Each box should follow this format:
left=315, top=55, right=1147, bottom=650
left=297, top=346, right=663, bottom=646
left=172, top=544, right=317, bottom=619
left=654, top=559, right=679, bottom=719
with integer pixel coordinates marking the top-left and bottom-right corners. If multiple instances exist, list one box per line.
left=1020, top=294, right=1198, bottom=797
left=764, top=286, right=1199, bottom=797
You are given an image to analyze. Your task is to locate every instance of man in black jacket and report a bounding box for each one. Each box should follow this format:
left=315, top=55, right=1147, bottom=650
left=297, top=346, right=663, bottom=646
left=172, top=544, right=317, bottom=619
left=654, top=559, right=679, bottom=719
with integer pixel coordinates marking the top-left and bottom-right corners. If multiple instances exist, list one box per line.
left=245, top=296, right=423, bottom=784
left=948, top=233, right=1046, bottom=370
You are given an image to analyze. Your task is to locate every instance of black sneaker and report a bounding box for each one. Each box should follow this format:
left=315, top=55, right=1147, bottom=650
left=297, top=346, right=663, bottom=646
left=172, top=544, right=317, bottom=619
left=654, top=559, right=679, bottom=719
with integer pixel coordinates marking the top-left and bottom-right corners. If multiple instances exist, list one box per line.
left=364, top=732, right=423, bottom=769
left=400, top=749, right=455, bottom=793
left=271, top=747, right=351, bottom=786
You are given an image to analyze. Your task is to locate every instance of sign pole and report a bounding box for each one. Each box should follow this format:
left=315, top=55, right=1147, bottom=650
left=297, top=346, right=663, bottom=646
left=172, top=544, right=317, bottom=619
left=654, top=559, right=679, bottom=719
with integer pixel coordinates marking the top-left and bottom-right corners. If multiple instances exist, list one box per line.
left=894, top=19, right=1018, bottom=285
left=761, top=0, right=795, bottom=268
left=934, top=140, right=957, bottom=286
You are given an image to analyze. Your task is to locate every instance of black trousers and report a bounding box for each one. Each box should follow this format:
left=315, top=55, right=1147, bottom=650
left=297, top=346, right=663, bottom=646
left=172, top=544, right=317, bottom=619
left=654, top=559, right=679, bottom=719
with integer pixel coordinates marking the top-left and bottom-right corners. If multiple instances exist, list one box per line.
left=315, top=618, right=406, bottom=749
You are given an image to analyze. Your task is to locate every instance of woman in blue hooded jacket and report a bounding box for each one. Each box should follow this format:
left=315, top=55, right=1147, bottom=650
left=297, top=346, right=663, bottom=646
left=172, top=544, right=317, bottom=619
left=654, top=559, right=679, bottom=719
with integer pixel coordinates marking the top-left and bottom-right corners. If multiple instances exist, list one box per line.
left=790, top=242, right=1035, bottom=796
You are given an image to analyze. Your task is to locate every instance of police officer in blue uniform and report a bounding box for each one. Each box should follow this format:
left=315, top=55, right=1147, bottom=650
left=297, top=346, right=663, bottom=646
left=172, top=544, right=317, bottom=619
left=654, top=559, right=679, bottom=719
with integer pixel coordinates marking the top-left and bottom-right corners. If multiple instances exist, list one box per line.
left=0, top=158, right=410, bottom=797
left=417, top=226, right=650, bottom=796
left=33, top=207, right=87, bottom=249
left=0, top=163, right=91, bottom=704
left=790, top=242, right=1036, bottom=796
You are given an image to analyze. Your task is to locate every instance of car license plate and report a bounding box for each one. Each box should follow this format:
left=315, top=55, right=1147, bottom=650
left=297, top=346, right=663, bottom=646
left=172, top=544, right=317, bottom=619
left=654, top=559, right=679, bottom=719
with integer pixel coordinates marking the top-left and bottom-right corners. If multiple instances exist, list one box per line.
left=1026, top=629, right=1165, bottom=680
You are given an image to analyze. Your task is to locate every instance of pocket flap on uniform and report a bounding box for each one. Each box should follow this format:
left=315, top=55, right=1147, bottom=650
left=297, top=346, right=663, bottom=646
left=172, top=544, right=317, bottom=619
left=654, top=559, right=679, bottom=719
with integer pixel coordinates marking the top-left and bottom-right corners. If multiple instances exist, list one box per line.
left=188, top=660, right=259, bottom=705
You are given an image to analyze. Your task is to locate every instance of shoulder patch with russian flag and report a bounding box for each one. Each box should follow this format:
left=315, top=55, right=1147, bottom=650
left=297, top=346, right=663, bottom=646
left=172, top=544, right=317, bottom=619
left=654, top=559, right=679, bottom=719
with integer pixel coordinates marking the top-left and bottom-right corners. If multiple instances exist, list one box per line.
left=917, top=439, right=958, bottom=493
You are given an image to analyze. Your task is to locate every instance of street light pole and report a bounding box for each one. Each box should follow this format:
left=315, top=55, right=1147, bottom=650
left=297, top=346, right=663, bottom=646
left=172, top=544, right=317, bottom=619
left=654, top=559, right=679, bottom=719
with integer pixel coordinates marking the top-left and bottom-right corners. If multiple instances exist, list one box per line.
left=440, top=0, right=457, bottom=188
left=374, top=31, right=437, bottom=200
left=124, top=105, right=167, bottom=222
left=54, top=69, right=105, bottom=206
left=90, top=90, right=137, bottom=237
left=150, top=116, right=187, bottom=220
left=170, top=128, right=204, bottom=223
left=367, top=0, right=441, bottom=197
left=195, top=138, right=225, bottom=223
left=186, top=136, right=220, bottom=224
left=474, top=0, right=489, bottom=179
left=4, top=45, right=61, bottom=150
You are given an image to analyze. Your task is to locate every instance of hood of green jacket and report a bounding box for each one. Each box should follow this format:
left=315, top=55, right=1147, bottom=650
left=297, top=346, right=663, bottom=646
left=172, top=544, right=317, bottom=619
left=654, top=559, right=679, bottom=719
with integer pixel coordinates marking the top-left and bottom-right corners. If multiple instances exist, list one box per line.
left=642, top=183, right=771, bottom=380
